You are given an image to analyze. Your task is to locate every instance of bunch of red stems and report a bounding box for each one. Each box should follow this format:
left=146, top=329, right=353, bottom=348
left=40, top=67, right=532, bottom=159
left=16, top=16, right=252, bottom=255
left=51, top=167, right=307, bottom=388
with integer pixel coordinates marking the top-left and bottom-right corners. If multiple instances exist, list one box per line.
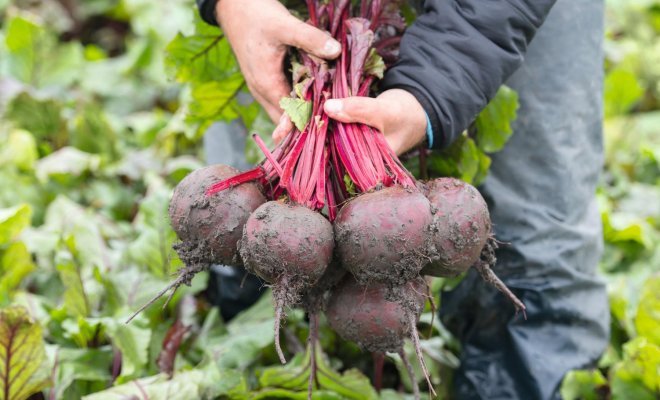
left=207, top=0, right=413, bottom=220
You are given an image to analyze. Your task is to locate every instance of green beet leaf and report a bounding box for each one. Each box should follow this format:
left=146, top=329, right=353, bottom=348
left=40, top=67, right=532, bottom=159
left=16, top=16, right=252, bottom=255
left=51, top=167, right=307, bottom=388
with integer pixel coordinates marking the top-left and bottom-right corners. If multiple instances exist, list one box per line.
left=0, top=305, right=51, bottom=400
left=280, top=97, right=313, bottom=132
left=474, top=85, right=519, bottom=153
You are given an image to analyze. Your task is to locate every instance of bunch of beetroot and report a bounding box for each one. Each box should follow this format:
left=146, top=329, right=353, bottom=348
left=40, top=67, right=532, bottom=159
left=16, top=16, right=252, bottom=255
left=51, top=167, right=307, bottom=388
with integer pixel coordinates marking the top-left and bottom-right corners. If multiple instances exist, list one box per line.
left=129, top=1, right=526, bottom=398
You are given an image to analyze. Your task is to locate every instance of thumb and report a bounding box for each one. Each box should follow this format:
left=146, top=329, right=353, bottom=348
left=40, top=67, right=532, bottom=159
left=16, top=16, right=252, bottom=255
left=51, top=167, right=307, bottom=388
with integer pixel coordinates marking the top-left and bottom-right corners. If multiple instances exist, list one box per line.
left=283, top=18, right=341, bottom=59
left=324, top=97, right=383, bottom=131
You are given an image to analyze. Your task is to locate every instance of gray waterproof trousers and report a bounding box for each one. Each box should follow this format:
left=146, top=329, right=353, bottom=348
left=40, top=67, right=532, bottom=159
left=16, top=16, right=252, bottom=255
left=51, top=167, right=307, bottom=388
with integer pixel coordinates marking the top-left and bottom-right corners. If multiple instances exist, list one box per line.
left=204, top=0, right=610, bottom=397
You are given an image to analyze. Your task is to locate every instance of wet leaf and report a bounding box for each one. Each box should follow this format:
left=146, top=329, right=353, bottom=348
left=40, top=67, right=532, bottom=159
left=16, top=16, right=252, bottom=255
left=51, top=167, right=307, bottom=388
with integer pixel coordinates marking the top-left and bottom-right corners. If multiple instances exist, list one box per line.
left=0, top=305, right=51, bottom=400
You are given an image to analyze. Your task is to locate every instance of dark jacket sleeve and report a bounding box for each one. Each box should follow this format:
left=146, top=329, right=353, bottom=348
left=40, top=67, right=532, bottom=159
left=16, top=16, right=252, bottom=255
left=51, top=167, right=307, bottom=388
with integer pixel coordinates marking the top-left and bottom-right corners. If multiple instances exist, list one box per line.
left=197, top=0, right=219, bottom=26
left=382, top=0, right=557, bottom=149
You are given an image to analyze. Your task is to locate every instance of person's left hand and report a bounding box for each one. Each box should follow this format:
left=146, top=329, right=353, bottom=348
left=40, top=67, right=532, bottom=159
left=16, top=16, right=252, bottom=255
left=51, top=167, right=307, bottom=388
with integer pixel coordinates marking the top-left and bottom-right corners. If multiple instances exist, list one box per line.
left=320, top=89, right=428, bottom=156
left=272, top=89, right=428, bottom=155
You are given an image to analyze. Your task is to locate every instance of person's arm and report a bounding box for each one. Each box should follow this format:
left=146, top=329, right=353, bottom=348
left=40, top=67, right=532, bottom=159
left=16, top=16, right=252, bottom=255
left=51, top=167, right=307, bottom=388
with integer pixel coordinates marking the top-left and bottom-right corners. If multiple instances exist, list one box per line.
left=382, top=0, right=557, bottom=149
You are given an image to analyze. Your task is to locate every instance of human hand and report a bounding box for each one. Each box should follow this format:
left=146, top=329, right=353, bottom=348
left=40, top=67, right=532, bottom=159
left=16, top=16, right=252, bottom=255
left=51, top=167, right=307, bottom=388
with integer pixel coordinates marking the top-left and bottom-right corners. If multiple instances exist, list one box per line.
left=322, top=89, right=428, bottom=156
left=216, top=0, right=341, bottom=124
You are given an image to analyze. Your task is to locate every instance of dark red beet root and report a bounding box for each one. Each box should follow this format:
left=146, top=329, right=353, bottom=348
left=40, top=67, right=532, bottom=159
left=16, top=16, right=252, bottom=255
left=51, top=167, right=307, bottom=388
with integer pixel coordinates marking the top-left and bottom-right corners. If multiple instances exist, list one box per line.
left=326, top=275, right=435, bottom=398
left=334, top=186, right=433, bottom=286
left=126, top=165, right=265, bottom=324
left=240, top=201, right=334, bottom=286
left=422, top=178, right=490, bottom=277
left=240, top=200, right=334, bottom=364
left=169, top=164, right=266, bottom=266
left=325, top=276, right=426, bottom=353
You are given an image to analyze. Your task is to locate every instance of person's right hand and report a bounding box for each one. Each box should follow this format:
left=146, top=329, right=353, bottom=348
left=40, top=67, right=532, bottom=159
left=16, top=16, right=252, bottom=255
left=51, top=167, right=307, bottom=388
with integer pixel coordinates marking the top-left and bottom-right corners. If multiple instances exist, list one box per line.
left=216, top=0, right=341, bottom=132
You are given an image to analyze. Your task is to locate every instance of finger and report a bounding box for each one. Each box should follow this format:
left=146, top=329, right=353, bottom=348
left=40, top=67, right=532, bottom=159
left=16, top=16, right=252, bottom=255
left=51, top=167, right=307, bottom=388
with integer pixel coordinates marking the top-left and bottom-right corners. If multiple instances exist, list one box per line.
left=272, top=114, right=294, bottom=144
left=283, top=18, right=341, bottom=59
left=324, top=97, right=384, bottom=131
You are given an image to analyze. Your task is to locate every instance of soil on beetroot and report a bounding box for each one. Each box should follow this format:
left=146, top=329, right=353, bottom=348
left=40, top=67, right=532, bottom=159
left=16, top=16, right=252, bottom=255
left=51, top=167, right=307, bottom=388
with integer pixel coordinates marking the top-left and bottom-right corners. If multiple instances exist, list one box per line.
left=334, top=186, right=433, bottom=286
left=239, top=201, right=334, bottom=288
left=169, top=164, right=265, bottom=266
left=422, top=177, right=491, bottom=277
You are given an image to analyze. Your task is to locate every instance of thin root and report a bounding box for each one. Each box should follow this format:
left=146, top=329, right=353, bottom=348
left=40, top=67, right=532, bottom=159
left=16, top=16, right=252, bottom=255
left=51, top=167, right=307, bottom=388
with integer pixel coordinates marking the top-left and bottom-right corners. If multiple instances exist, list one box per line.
left=125, top=263, right=207, bottom=324
left=307, top=313, right=320, bottom=400
left=475, top=238, right=527, bottom=318
left=399, top=349, right=420, bottom=400
left=274, top=294, right=287, bottom=364
left=408, top=312, right=437, bottom=398
left=475, top=262, right=527, bottom=318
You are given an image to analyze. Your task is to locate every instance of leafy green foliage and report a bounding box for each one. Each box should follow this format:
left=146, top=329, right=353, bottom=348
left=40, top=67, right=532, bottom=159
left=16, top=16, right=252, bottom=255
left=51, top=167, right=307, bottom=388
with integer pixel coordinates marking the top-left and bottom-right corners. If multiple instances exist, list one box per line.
left=0, top=306, right=51, bottom=400
left=165, top=15, right=259, bottom=138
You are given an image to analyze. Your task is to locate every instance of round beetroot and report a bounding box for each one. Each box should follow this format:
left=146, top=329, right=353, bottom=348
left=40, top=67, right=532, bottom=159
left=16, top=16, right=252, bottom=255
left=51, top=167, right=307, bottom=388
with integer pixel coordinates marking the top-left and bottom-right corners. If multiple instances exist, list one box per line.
left=239, top=201, right=334, bottom=286
left=326, top=276, right=426, bottom=353
left=128, top=165, right=265, bottom=323
left=422, top=178, right=491, bottom=277
left=239, top=200, right=334, bottom=364
left=334, top=186, right=433, bottom=286
left=169, top=164, right=266, bottom=266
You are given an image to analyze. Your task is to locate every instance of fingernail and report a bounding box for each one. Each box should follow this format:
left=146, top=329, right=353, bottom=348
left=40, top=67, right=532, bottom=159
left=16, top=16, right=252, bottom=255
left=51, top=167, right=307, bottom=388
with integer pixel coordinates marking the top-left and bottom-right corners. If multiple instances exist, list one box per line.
left=325, top=99, right=343, bottom=114
left=324, top=39, right=341, bottom=56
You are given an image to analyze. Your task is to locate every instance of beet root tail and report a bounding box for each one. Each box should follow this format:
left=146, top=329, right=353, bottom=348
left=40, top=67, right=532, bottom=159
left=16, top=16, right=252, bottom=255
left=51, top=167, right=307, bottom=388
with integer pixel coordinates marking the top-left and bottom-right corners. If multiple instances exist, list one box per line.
left=274, top=292, right=287, bottom=364
left=407, top=311, right=436, bottom=398
left=475, top=238, right=527, bottom=317
left=398, top=348, right=420, bottom=400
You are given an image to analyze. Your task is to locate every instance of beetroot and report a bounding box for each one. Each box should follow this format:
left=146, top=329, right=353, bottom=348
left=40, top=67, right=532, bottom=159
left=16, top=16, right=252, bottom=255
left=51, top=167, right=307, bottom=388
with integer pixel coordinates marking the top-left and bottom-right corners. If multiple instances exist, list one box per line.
left=126, top=165, right=265, bottom=323
left=240, top=201, right=334, bottom=285
left=334, top=186, right=433, bottom=286
left=422, top=178, right=490, bottom=277
left=421, top=178, right=526, bottom=315
left=326, top=275, right=435, bottom=398
left=240, top=200, right=334, bottom=363
left=169, top=164, right=266, bottom=266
